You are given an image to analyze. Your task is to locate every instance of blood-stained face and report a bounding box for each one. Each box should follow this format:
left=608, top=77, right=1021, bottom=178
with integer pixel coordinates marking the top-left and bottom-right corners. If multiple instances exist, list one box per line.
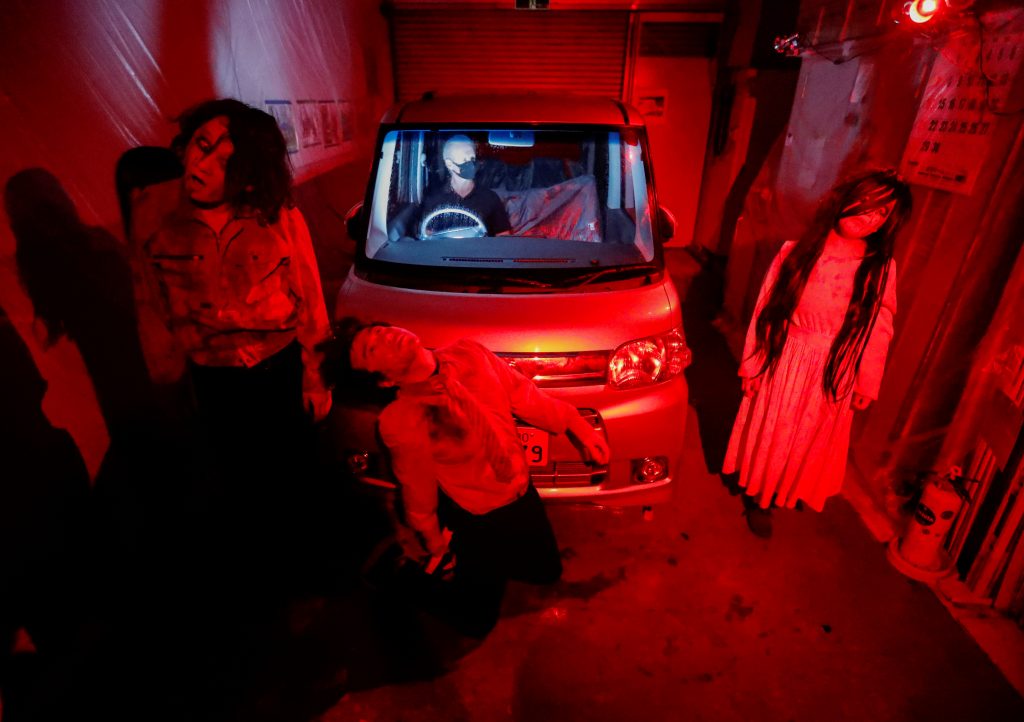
left=183, top=115, right=234, bottom=206
left=350, top=325, right=434, bottom=386
left=836, top=200, right=896, bottom=240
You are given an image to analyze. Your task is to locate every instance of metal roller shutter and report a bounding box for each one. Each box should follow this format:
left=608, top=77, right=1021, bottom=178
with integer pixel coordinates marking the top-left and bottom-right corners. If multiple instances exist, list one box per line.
left=391, top=10, right=630, bottom=101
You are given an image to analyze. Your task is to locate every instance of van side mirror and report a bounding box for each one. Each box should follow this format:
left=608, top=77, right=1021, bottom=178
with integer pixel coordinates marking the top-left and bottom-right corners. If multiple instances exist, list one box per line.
left=657, top=206, right=676, bottom=242
left=345, top=202, right=367, bottom=242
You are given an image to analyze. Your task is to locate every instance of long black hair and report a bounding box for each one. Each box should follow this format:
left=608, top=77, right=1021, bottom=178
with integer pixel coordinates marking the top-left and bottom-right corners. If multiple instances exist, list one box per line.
left=172, top=98, right=293, bottom=224
left=752, top=169, right=912, bottom=400
left=316, top=317, right=401, bottom=406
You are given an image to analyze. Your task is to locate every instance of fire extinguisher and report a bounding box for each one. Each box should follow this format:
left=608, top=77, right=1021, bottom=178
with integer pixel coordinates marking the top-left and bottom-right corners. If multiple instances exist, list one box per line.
left=887, top=466, right=970, bottom=581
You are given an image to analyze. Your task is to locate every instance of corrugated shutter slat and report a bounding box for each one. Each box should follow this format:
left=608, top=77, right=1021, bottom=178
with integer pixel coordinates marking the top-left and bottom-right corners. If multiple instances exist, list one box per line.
left=392, top=10, right=629, bottom=101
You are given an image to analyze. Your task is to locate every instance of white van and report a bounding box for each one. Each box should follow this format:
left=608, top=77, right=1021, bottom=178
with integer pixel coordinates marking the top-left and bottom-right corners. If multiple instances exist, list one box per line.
left=334, top=94, right=690, bottom=507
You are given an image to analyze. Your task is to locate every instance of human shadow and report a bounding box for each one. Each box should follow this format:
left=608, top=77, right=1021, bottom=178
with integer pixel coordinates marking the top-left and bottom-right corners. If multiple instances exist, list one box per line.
left=8, top=169, right=158, bottom=436
left=679, top=253, right=745, bottom=482
left=0, top=306, right=91, bottom=721
left=5, top=168, right=216, bottom=720
left=5, top=169, right=193, bottom=567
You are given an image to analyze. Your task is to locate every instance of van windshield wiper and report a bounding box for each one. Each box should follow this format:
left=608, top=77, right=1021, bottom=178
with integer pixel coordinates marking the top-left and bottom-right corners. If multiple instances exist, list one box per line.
left=555, top=263, right=658, bottom=288
left=460, top=273, right=558, bottom=290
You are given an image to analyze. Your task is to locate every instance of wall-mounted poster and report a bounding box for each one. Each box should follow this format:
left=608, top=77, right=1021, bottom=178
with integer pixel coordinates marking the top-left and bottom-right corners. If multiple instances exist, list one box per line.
left=339, top=101, right=355, bottom=142
left=635, top=92, right=667, bottom=121
left=265, top=100, right=298, bottom=154
left=297, top=100, right=321, bottom=148
left=900, top=16, right=1024, bottom=195
left=320, top=101, right=340, bottom=147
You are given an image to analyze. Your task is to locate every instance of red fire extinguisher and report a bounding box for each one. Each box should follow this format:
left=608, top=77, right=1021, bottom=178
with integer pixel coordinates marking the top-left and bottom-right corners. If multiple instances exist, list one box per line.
left=887, top=466, right=969, bottom=582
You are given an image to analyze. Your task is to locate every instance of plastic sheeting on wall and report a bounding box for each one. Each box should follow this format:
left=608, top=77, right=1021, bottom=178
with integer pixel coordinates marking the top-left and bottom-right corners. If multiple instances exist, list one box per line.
left=1, top=0, right=387, bottom=236
left=0, top=0, right=393, bottom=478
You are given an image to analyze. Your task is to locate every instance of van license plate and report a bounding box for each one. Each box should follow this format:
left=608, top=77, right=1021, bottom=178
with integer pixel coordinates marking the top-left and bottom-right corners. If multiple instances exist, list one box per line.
left=517, top=427, right=549, bottom=467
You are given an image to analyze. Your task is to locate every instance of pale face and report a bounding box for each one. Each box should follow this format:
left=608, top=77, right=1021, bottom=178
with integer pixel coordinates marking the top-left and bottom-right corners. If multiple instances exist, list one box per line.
left=183, top=116, right=234, bottom=206
left=350, top=325, right=434, bottom=386
left=444, top=141, right=476, bottom=176
left=836, top=200, right=896, bottom=240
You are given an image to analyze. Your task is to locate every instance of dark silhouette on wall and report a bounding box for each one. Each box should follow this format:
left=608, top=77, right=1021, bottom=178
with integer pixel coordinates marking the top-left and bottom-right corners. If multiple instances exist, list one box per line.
left=6, top=169, right=187, bottom=559
left=0, top=306, right=90, bottom=721
left=8, top=168, right=158, bottom=441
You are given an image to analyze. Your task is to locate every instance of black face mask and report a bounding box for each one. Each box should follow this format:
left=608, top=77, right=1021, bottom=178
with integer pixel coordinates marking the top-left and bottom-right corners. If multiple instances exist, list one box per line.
left=454, top=159, right=477, bottom=180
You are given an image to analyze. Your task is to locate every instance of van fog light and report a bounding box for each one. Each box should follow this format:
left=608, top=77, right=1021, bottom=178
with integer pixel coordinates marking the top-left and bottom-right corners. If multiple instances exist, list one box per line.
left=634, top=456, right=669, bottom=483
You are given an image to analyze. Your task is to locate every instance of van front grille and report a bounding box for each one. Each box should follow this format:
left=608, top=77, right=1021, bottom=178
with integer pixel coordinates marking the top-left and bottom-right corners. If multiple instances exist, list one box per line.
left=498, top=351, right=608, bottom=388
left=532, top=461, right=608, bottom=488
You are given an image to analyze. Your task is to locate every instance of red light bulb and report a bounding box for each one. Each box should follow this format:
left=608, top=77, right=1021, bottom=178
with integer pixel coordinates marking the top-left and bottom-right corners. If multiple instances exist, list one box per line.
left=907, top=0, right=940, bottom=23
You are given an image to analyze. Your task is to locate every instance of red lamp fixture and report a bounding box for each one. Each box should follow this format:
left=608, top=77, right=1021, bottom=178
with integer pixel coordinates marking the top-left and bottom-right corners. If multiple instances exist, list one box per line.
left=906, top=0, right=942, bottom=24
left=895, top=0, right=976, bottom=27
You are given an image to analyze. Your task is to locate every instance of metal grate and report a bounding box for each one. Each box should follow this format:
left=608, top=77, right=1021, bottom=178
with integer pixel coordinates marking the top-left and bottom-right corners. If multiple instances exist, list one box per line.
left=532, top=461, right=608, bottom=488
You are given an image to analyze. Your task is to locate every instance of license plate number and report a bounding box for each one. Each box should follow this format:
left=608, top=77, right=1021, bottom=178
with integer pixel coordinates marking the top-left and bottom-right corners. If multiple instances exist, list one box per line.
left=517, top=427, right=549, bottom=467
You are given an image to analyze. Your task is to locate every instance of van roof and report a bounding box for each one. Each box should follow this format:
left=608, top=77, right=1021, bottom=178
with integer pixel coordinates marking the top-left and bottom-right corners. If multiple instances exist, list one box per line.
left=383, top=93, right=644, bottom=127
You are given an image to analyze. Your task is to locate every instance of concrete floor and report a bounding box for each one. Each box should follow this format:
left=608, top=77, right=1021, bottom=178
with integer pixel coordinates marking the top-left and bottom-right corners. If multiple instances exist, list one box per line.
left=320, top=468, right=1024, bottom=722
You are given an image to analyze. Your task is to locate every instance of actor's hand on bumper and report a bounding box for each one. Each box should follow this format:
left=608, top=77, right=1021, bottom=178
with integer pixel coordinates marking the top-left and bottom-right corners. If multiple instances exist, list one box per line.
left=584, top=433, right=611, bottom=465
left=571, top=422, right=610, bottom=465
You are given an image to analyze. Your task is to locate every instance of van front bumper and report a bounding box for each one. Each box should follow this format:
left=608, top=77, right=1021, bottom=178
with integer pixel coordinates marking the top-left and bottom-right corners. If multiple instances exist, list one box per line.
left=330, top=375, right=688, bottom=509
left=531, top=375, right=687, bottom=507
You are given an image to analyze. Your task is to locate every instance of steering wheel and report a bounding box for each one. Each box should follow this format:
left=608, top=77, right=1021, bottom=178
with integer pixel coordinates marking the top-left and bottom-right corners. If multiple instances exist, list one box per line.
left=418, top=206, right=488, bottom=240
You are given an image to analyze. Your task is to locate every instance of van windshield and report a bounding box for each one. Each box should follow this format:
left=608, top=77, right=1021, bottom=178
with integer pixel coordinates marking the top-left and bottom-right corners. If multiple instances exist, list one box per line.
left=363, top=128, right=657, bottom=273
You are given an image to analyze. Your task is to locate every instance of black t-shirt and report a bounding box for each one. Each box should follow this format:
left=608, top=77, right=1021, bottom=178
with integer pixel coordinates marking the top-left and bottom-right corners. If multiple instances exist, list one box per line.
left=420, top=184, right=511, bottom=237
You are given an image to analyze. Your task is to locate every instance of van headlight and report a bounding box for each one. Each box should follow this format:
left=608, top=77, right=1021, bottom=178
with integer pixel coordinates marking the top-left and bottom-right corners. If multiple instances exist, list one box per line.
left=608, top=328, right=691, bottom=389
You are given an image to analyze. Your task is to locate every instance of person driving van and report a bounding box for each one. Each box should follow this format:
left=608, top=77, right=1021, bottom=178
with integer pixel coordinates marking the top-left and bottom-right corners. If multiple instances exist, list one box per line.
left=420, top=135, right=511, bottom=237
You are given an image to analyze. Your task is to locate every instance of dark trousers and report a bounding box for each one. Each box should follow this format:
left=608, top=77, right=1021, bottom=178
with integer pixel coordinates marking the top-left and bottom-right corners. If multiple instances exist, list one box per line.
left=426, top=485, right=562, bottom=637
left=187, top=341, right=311, bottom=590
left=190, top=340, right=306, bottom=448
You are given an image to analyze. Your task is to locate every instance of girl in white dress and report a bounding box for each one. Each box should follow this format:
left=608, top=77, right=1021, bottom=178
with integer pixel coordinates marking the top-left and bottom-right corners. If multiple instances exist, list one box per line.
left=724, top=170, right=913, bottom=537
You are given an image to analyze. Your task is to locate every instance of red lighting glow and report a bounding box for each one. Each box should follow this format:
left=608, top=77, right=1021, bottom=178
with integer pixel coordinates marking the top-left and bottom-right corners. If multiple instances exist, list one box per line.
left=906, top=0, right=941, bottom=24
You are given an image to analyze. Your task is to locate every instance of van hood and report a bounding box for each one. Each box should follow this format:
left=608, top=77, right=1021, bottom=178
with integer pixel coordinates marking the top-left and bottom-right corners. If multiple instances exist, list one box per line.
left=335, top=271, right=681, bottom=353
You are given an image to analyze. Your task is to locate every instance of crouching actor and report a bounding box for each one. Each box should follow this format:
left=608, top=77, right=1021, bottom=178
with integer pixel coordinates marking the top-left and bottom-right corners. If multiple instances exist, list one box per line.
left=318, top=318, right=610, bottom=637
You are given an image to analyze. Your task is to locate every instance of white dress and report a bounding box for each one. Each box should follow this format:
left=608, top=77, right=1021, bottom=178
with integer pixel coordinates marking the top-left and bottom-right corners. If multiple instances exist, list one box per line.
left=723, top=237, right=897, bottom=511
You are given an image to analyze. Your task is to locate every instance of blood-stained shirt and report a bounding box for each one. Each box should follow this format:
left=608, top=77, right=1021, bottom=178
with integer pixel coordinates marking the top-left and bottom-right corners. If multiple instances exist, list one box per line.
left=130, top=180, right=330, bottom=400
left=378, top=339, right=588, bottom=553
